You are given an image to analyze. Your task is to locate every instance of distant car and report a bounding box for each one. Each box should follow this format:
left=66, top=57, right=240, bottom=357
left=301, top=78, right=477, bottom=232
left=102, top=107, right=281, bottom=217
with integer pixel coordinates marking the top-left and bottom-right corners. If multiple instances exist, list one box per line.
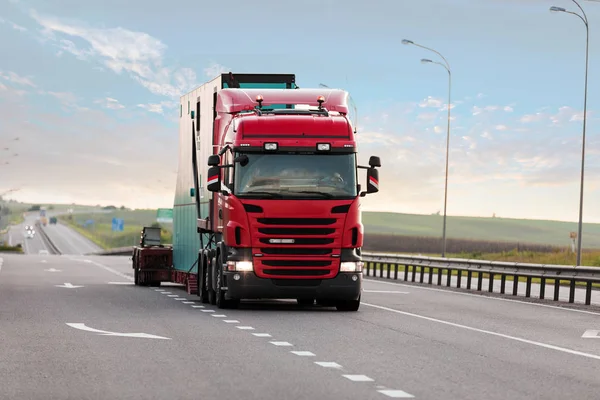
left=49, top=217, right=57, bottom=224
left=25, top=229, right=35, bottom=239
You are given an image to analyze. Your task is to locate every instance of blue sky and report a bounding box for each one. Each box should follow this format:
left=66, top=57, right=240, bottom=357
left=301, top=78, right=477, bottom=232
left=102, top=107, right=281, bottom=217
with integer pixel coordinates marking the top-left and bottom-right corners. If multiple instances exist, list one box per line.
left=1, top=0, right=600, bottom=224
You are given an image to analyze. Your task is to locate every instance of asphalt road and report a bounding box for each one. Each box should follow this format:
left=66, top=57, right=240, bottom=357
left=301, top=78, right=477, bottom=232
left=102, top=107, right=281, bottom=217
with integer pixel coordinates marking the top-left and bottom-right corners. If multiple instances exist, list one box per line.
left=2, top=251, right=600, bottom=400
left=41, top=220, right=102, bottom=255
left=6, top=213, right=51, bottom=255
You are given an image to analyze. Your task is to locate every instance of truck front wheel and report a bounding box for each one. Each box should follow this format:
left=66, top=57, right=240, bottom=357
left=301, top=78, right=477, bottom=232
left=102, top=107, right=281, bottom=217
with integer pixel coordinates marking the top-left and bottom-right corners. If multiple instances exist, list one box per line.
left=215, top=254, right=239, bottom=309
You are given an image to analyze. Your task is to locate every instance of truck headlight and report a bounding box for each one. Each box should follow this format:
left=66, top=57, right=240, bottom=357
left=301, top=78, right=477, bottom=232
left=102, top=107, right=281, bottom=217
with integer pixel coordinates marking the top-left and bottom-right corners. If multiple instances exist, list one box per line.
left=227, top=261, right=253, bottom=272
left=340, top=261, right=363, bottom=272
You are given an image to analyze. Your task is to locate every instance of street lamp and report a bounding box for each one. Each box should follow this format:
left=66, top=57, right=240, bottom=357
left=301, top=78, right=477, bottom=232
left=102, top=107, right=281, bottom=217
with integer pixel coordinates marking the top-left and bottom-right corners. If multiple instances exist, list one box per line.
left=402, top=39, right=452, bottom=257
left=550, top=0, right=589, bottom=266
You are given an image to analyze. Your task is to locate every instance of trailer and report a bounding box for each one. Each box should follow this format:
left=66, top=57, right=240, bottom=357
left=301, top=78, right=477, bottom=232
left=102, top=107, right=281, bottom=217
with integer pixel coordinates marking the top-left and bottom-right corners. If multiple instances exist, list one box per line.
left=132, top=72, right=381, bottom=311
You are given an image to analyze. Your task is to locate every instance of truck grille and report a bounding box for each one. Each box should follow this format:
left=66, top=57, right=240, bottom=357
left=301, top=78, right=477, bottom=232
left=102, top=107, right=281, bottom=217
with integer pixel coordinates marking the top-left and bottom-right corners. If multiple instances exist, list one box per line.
left=251, top=217, right=341, bottom=279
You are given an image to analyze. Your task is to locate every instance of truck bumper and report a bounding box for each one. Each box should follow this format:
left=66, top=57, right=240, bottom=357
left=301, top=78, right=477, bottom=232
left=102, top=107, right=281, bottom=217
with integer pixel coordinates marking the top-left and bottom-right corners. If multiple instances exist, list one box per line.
left=223, top=271, right=362, bottom=301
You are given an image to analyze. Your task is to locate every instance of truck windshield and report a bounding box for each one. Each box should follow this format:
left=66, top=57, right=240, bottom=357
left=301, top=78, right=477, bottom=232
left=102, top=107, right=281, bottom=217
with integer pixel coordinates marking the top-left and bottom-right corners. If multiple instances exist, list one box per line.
left=234, top=153, right=357, bottom=199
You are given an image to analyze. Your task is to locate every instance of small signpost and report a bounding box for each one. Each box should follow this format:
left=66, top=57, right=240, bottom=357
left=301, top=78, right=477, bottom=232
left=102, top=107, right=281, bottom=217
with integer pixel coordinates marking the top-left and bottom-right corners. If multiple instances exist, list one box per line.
left=111, top=217, right=124, bottom=232
left=156, top=208, right=173, bottom=223
left=569, top=231, right=577, bottom=253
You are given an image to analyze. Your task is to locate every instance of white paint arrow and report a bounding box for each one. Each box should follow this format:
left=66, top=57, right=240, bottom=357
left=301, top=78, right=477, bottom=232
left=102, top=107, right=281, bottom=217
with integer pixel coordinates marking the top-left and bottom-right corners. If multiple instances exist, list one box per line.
left=582, top=330, right=600, bottom=338
left=55, top=283, right=84, bottom=289
left=45, top=268, right=61, bottom=272
left=66, top=323, right=170, bottom=340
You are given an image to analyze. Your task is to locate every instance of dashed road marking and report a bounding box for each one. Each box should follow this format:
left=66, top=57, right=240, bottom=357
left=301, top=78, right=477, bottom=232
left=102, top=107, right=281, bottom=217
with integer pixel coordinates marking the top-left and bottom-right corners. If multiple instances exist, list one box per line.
left=291, top=351, right=315, bottom=356
left=315, top=362, right=343, bottom=369
left=108, top=282, right=133, bottom=285
left=191, top=305, right=205, bottom=309
left=212, top=314, right=227, bottom=317
left=270, top=341, right=293, bottom=346
left=161, top=292, right=172, bottom=295
left=201, top=310, right=215, bottom=313
left=182, top=301, right=195, bottom=304
left=224, top=320, right=240, bottom=323
left=167, top=294, right=178, bottom=297
left=377, top=389, right=415, bottom=398
left=236, top=326, right=255, bottom=330
left=252, top=333, right=272, bottom=337
left=174, top=298, right=187, bottom=300
left=343, top=375, right=374, bottom=382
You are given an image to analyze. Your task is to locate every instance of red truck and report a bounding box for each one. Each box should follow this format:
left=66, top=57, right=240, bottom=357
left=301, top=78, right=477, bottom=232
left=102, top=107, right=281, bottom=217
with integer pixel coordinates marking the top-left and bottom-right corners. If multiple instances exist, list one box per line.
left=132, top=72, right=381, bottom=311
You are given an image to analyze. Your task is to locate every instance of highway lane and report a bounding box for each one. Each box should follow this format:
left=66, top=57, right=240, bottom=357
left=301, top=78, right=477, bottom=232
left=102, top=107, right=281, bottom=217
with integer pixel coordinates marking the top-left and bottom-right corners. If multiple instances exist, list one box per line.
left=61, top=255, right=600, bottom=400
left=41, top=221, right=102, bottom=255
left=0, top=253, right=407, bottom=400
left=7, top=213, right=50, bottom=255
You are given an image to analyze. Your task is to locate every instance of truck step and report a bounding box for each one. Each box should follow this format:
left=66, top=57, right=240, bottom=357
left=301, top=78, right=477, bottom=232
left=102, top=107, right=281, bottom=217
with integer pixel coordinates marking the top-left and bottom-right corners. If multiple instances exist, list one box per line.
left=186, top=277, right=198, bottom=295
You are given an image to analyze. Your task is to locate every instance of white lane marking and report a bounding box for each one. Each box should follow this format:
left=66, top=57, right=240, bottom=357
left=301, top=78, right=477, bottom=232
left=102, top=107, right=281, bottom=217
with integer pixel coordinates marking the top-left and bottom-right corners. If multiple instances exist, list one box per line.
left=167, top=295, right=178, bottom=297
left=363, top=290, right=409, bottom=294
left=174, top=298, right=187, bottom=300
left=212, top=314, right=227, bottom=317
left=224, top=320, right=240, bottom=323
left=291, top=351, right=315, bottom=356
left=364, top=278, right=600, bottom=317
left=252, top=333, right=272, bottom=337
left=0, top=257, right=3, bottom=272
left=55, top=283, right=84, bottom=289
left=66, top=323, right=170, bottom=340
left=582, top=330, right=600, bottom=338
left=40, top=260, right=47, bottom=263
left=182, top=301, right=195, bottom=304
left=108, top=282, right=133, bottom=285
left=362, top=302, right=600, bottom=361
left=44, top=268, right=61, bottom=272
left=237, top=326, right=255, bottom=330
left=377, top=389, right=415, bottom=398
left=315, top=362, right=342, bottom=368
left=343, top=375, right=374, bottom=382
left=270, top=341, right=293, bottom=346
left=191, top=305, right=205, bottom=309
left=201, top=310, right=215, bottom=313
left=161, top=292, right=172, bottom=295
left=155, top=289, right=165, bottom=292
left=84, top=259, right=133, bottom=281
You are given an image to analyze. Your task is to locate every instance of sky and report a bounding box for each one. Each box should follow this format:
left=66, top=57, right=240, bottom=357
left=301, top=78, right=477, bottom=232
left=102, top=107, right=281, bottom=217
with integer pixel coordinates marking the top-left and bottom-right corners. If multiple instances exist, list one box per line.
left=1, top=0, right=600, bottom=223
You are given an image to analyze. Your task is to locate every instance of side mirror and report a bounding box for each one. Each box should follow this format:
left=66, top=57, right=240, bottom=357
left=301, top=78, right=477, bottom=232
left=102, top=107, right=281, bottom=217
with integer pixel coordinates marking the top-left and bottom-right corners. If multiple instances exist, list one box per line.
left=234, top=154, right=249, bottom=167
left=360, top=168, right=379, bottom=197
left=368, top=156, right=381, bottom=168
left=206, top=166, right=221, bottom=192
left=208, top=155, right=220, bottom=166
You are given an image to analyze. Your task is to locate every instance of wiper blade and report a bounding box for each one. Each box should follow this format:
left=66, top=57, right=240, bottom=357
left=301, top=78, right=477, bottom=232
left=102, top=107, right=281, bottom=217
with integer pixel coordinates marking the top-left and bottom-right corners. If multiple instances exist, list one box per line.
left=295, top=191, right=334, bottom=198
left=239, top=191, right=283, bottom=198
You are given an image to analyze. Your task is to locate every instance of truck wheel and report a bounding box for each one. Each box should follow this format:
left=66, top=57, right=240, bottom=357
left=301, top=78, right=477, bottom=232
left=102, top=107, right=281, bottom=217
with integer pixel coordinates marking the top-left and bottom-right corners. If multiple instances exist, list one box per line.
left=335, top=296, right=361, bottom=312
left=134, top=268, right=139, bottom=286
left=207, top=257, right=216, bottom=305
left=216, top=254, right=239, bottom=309
left=198, top=253, right=209, bottom=304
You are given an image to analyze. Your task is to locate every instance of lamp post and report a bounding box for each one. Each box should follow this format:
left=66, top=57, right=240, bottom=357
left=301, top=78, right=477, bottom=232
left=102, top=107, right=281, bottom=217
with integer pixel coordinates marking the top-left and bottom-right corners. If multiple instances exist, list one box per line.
left=550, top=1, right=589, bottom=266
left=402, top=39, right=452, bottom=257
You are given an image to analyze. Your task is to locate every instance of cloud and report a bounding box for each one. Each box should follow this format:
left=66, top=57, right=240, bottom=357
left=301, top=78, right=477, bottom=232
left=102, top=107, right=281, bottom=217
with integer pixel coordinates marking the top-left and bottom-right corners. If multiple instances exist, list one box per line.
left=494, top=124, right=508, bottom=131
left=37, top=90, right=88, bottom=111
left=503, top=106, right=514, bottom=112
left=137, top=100, right=177, bottom=115
left=28, top=9, right=198, bottom=98
left=520, top=112, right=545, bottom=123
left=95, top=97, right=125, bottom=110
left=419, top=96, right=443, bottom=108
left=433, top=125, right=444, bottom=133
left=0, top=70, right=36, bottom=87
left=203, top=62, right=230, bottom=78
left=0, top=17, right=27, bottom=32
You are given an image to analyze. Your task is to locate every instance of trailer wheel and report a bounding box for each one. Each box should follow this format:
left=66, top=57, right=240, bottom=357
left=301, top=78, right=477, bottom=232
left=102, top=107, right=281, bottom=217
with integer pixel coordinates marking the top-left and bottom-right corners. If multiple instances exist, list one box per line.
left=335, top=296, right=361, bottom=312
left=207, top=256, right=216, bottom=305
left=216, top=254, right=239, bottom=309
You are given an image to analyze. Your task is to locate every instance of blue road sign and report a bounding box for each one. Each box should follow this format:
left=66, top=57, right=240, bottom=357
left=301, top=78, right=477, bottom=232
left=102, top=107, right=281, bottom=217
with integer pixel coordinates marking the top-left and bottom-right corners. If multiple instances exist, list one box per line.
left=111, top=217, right=124, bottom=232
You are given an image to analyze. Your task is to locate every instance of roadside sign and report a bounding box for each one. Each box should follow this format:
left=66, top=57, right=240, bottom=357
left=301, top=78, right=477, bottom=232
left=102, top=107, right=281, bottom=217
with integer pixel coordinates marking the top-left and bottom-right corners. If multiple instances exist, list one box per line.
left=111, top=217, right=124, bottom=232
left=156, top=208, right=173, bottom=223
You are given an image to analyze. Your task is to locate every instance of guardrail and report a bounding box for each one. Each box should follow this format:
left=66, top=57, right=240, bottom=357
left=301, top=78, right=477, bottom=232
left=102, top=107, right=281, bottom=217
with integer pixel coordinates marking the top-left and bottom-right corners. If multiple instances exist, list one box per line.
left=362, top=252, right=600, bottom=307
left=36, top=222, right=62, bottom=255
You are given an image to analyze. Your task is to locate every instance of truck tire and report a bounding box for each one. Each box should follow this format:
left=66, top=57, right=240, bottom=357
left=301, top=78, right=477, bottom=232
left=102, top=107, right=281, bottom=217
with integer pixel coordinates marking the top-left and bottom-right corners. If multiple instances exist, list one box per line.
left=134, top=268, right=139, bottom=286
left=335, top=296, right=361, bottom=312
left=215, top=254, right=239, bottom=309
left=198, top=252, right=209, bottom=304
left=207, top=256, right=217, bottom=305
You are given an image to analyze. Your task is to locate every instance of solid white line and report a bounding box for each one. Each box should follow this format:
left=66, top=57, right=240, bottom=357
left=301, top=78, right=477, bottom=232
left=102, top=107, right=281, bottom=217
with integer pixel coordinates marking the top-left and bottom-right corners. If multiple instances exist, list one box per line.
left=270, top=341, right=293, bottom=346
left=363, top=290, right=409, bottom=294
left=342, top=375, right=373, bottom=382
left=224, top=320, right=239, bottom=323
left=291, top=351, right=315, bottom=356
left=362, top=302, right=600, bottom=361
left=237, top=326, right=255, bottom=330
left=252, top=333, right=272, bottom=337
left=364, top=278, right=600, bottom=317
left=377, top=389, right=415, bottom=398
left=315, top=361, right=342, bottom=368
